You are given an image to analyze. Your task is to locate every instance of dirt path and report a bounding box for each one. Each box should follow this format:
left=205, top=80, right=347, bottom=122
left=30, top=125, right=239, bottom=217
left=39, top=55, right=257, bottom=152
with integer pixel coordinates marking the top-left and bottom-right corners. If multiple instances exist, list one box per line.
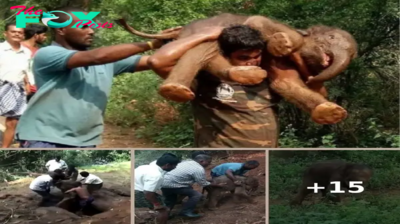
left=0, top=166, right=131, bottom=224
left=0, top=123, right=155, bottom=148
left=98, top=123, right=155, bottom=148
left=136, top=151, right=266, bottom=224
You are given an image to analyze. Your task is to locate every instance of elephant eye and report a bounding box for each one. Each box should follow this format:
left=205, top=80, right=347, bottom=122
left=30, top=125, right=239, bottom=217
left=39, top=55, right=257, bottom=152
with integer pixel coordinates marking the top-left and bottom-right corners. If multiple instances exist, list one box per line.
left=329, top=34, right=335, bottom=39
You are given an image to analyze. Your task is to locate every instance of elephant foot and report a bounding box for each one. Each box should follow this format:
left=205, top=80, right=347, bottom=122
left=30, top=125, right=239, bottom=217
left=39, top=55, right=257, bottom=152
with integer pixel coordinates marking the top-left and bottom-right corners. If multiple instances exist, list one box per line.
left=267, top=32, right=293, bottom=57
left=311, top=102, right=348, bottom=124
left=228, top=66, right=267, bottom=85
left=159, top=83, right=195, bottom=102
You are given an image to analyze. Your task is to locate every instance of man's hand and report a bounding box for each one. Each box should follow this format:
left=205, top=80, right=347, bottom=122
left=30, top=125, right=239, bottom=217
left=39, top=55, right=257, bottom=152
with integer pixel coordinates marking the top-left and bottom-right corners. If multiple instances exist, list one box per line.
left=150, top=26, right=183, bottom=49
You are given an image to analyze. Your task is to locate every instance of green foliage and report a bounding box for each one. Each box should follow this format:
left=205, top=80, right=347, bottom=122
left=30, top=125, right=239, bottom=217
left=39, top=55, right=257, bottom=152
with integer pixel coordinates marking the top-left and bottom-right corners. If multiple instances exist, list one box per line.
left=0, top=150, right=131, bottom=175
left=269, top=150, right=400, bottom=223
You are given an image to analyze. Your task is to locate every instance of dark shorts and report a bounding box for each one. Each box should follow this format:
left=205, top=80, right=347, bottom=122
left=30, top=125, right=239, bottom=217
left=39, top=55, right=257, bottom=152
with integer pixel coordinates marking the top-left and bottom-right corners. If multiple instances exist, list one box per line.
left=135, top=190, right=165, bottom=209
left=79, top=196, right=94, bottom=208
left=19, top=140, right=96, bottom=148
left=32, top=189, right=50, bottom=198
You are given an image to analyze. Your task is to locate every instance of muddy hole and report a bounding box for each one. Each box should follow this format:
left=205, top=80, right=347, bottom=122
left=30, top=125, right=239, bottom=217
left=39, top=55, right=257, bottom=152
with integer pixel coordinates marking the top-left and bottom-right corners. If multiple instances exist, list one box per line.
left=55, top=197, right=104, bottom=217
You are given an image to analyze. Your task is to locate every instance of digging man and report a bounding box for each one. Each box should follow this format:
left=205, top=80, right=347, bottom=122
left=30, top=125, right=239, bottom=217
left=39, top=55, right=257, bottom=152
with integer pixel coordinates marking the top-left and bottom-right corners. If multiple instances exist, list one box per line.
left=211, top=160, right=260, bottom=185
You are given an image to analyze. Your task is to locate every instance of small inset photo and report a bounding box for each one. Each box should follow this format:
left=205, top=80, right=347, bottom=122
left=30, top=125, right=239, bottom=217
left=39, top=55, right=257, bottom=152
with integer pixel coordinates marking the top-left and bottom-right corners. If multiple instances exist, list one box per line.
left=134, top=150, right=266, bottom=224
left=269, top=150, right=400, bottom=224
left=0, top=150, right=131, bottom=224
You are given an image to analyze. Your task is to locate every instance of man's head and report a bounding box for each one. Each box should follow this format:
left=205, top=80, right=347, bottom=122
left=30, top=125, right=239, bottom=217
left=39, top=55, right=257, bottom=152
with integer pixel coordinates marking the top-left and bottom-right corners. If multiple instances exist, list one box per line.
left=24, top=24, right=48, bottom=44
left=55, top=156, right=61, bottom=162
left=193, top=154, right=212, bottom=168
left=218, top=25, right=265, bottom=66
left=50, top=7, right=95, bottom=50
left=243, top=160, right=260, bottom=170
left=191, top=151, right=207, bottom=159
left=4, top=22, right=24, bottom=44
left=80, top=171, right=89, bottom=177
left=156, top=154, right=180, bottom=171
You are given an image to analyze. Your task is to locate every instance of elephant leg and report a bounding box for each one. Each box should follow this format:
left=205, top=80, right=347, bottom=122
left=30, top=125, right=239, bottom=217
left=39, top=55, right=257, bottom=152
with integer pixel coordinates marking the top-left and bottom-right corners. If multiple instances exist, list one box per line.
left=244, top=16, right=305, bottom=57
left=158, top=42, right=219, bottom=103
left=234, top=187, right=253, bottom=203
left=266, top=58, right=347, bottom=124
left=290, top=178, right=315, bottom=206
left=203, top=54, right=267, bottom=85
left=207, top=188, right=221, bottom=210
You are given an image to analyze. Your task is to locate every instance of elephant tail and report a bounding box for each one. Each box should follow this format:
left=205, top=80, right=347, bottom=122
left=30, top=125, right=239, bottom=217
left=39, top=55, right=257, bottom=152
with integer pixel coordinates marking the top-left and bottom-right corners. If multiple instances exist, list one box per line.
left=115, top=18, right=181, bottom=40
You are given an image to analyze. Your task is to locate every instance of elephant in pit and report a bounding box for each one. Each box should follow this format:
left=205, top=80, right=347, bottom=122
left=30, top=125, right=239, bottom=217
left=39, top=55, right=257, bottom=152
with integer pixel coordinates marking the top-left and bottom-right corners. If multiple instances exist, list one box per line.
left=202, top=175, right=259, bottom=210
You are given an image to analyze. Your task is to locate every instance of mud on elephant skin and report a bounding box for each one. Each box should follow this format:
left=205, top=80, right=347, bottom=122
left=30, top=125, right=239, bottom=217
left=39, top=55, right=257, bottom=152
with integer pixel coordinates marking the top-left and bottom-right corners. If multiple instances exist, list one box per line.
left=290, top=160, right=372, bottom=205
left=202, top=175, right=259, bottom=210
left=117, top=14, right=353, bottom=125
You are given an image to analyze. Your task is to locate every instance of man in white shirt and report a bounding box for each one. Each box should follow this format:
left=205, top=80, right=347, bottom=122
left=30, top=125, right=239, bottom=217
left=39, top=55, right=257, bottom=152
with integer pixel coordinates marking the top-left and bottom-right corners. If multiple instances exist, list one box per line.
left=29, top=172, right=62, bottom=206
left=45, top=156, right=68, bottom=172
left=135, top=154, right=180, bottom=224
left=161, top=154, right=225, bottom=218
left=0, top=22, right=32, bottom=148
left=77, top=171, right=103, bottom=194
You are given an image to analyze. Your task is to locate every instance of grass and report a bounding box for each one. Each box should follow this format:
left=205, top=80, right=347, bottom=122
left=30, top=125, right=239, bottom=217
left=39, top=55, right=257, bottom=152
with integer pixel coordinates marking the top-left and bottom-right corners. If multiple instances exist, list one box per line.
left=79, top=161, right=131, bottom=173
left=269, top=151, right=400, bottom=224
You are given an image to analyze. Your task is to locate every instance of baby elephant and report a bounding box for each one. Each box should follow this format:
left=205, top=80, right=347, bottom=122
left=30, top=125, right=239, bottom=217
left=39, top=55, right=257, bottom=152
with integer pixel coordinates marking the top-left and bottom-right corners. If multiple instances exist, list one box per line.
left=291, top=160, right=372, bottom=205
left=203, top=175, right=259, bottom=210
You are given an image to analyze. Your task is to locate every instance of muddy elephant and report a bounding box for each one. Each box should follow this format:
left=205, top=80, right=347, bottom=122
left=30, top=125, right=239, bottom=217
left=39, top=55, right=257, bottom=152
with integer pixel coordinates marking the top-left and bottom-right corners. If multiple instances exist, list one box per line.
left=202, top=175, right=259, bottom=210
left=290, top=160, right=372, bottom=205
left=117, top=13, right=355, bottom=124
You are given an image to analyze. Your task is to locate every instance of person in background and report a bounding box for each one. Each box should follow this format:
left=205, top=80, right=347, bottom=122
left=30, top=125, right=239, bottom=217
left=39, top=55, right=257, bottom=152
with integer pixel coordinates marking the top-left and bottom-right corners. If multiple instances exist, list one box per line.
left=0, top=22, right=31, bottom=148
left=77, top=171, right=104, bottom=194
left=45, top=156, right=68, bottom=171
left=210, top=160, right=259, bottom=185
left=135, top=154, right=181, bottom=224
left=21, top=24, right=48, bottom=101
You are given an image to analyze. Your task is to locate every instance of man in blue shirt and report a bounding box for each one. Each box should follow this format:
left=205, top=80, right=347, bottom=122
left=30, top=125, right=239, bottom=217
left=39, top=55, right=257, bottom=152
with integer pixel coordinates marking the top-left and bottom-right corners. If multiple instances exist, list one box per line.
left=211, top=160, right=259, bottom=185
left=15, top=6, right=182, bottom=148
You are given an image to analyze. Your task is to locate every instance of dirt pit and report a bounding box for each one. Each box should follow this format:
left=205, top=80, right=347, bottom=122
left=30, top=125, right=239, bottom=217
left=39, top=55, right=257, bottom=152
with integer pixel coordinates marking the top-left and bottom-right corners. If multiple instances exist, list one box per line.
left=0, top=187, right=130, bottom=224
left=135, top=151, right=266, bottom=224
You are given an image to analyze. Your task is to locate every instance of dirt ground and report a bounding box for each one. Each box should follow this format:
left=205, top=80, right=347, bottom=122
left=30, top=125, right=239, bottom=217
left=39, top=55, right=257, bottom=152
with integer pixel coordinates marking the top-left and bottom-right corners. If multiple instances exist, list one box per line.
left=136, top=151, right=266, bottom=224
left=0, top=169, right=131, bottom=224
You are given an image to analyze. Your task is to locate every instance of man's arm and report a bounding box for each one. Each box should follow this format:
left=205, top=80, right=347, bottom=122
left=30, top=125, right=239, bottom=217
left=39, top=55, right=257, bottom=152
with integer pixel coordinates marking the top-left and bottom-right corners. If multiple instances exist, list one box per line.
left=147, top=26, right=224, bottom=78
left=65, top=187, right=77, bottom=194
left=225, top=169, right=237, bottom=182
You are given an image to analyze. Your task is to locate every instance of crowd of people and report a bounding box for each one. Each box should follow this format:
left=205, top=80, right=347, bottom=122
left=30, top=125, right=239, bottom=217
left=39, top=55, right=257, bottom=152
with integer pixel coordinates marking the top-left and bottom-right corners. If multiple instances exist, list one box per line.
left=134, top=151, right=260, bottom=224
left=0, top=5, right=289, bottom=148
left=28, top=155, right=104, bottom=211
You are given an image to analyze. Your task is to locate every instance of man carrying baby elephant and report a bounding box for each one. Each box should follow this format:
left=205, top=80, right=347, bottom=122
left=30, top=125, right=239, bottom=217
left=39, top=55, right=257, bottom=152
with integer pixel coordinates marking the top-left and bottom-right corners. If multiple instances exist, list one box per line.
left=211, top=160, right=259, bottom=185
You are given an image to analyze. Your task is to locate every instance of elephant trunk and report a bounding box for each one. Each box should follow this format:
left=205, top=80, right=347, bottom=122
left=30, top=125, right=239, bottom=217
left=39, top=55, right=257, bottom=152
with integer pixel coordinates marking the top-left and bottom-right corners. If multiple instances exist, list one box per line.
left=308, top=48, right=351, bottom=83
left=115, top=18, right=179, bottom=39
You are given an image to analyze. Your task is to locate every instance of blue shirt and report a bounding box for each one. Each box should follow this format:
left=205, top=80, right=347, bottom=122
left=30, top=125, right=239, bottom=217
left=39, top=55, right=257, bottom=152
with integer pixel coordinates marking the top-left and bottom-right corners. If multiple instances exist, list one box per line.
left=15, top=42, right=142, bottom=146
left=211, top=163, right=248, bottom=176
